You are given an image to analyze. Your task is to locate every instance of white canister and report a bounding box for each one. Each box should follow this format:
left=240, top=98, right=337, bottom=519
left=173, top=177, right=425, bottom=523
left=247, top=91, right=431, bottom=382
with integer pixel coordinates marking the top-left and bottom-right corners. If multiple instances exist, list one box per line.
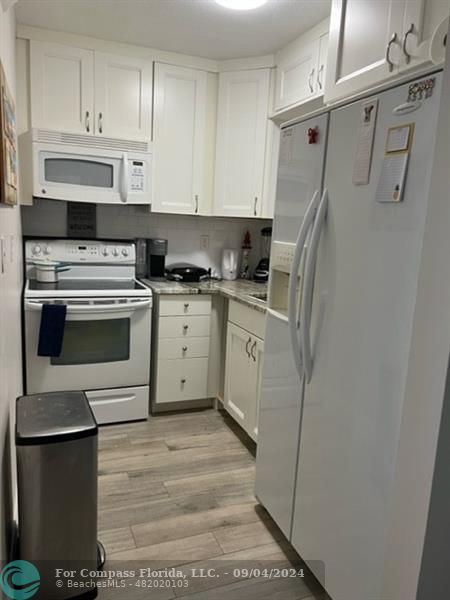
left=221, top=249, right=239, bottom=281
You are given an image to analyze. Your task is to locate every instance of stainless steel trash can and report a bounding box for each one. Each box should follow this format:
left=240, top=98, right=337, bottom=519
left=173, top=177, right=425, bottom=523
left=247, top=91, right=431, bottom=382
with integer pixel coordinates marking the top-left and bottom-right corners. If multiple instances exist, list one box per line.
left=16, top=391, right=99, bottom=599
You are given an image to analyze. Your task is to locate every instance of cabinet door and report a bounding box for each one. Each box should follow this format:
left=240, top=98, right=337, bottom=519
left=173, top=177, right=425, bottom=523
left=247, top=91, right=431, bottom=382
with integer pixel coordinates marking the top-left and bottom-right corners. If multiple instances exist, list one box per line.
left=275, top=39, right=320, bottom=111
left=400, top=0, right=446, bottom=71
left=94, top=52, right=152, bottom=140
left=224, top=323, right=253, bottom=431
left=214, top=69, right=270, bottom=217
left=152, top=63, right=207, bottom=214
left=325, top=0, right=405, bottom=102
left=30, top=41, right=94, bottom=134
left=247, top=336, right=264, bottom=442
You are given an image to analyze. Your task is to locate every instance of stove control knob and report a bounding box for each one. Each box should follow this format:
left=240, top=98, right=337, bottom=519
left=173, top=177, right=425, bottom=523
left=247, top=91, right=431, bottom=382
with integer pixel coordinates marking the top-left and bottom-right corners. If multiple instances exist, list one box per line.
left=112, top=248, right=119, bottom=257
left=102, top=248, right=109, bottom=257
left=122, top=248, right=129, bottom=257
left=44, top=246, right=51, bottom=255
left=32, top=245, right=42, bottom=255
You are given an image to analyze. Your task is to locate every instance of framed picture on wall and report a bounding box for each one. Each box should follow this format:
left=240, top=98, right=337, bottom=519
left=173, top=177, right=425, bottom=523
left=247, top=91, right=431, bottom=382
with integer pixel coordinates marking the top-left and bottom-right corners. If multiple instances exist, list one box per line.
left=0, top=61, right=17, bottom=206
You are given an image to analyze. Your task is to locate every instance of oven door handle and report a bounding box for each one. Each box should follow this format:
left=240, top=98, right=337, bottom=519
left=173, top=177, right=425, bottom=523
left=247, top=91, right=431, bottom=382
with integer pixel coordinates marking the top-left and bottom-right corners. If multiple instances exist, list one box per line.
left=24, top=299, right=151, bottom=314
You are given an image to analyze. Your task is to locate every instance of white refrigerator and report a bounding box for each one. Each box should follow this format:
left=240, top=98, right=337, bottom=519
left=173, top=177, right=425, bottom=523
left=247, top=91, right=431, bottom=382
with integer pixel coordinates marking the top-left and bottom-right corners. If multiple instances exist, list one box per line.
left=256, top=72, right=444, bottom=600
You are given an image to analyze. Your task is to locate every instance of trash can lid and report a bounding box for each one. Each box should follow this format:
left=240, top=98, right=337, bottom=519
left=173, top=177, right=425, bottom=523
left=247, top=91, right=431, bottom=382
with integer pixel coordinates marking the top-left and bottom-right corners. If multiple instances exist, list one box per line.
left=16, top=391, right=98, bottom=446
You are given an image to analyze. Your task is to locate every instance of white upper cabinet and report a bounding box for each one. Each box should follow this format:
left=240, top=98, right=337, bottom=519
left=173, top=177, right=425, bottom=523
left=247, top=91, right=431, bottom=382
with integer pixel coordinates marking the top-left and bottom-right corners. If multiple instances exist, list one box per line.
left=275, top=39, right=320, bottom=110
left=94, top=52, right=152, bottom=140
left=29, top=41, right=152, bottom=140
left=274, top=19, right=329, bottom=113
left=30, top=41, right=94, bottom=135
left=401, top=0, right=450, bottom=71
left=325, top=0, right=405, bottom=103
left=214, top=69, right=270, bottom=218
left=152, top=63, right=209, bottom=215
left=325, top=0, right=448, bottom=103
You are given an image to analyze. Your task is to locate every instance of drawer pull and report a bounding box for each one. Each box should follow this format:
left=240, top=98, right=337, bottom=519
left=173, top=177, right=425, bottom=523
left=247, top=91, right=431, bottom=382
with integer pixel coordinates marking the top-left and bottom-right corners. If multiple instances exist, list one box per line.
left=182, top=346, right=188, bottom=353
left=183, top=324, right=189, bottom=331
left=184, top=303, right=190, bottom=309
left=181, top=378, right=186, bottom=384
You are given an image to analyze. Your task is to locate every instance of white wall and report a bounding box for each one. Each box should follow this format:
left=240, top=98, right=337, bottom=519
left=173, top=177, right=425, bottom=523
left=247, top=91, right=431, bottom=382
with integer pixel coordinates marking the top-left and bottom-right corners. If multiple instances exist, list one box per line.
left=22, top=199, right=272, bottom=275
left=0, top=2, right=22, bottom=562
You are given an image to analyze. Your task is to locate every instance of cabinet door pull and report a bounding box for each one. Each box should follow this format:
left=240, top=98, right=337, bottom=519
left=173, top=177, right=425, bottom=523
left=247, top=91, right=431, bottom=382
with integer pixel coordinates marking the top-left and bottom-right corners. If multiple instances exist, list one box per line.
left=253, top=197, right=258, bottom=216
left=308, top=68, right=315, bottom=93
left=98, top=112, right=103, bottom=134
left=85, top=111, right=90, bottom=133
left=317, top=65, right=324, bottom=90
left=386, top=32, right=398, bottom=72
left=402, top=23, right=414, bottom=64
left=250, top=341, right=257, bottom=362
left=195, top=195, right=199, bottom=214
left=245, top=337, right=252, bottom=357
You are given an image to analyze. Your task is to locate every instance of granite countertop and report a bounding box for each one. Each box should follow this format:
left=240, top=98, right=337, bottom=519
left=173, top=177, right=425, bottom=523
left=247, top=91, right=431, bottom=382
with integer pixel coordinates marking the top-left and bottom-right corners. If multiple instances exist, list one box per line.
left=140, top=278, right=268, bottom=313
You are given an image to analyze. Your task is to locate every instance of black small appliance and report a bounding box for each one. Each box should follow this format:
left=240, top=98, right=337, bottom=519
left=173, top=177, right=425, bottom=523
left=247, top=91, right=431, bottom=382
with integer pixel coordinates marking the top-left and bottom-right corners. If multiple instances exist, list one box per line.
left=166, top=264, right=210, bottom=282
left=147, top=238, right=168, bottom=279
left=254, top=226, right=272, bottom=283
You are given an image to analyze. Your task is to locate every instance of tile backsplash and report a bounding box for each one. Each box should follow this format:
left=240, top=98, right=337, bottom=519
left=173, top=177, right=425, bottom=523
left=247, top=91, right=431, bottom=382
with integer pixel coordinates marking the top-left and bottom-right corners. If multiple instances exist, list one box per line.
left=21, top=199, right=272, bottom=276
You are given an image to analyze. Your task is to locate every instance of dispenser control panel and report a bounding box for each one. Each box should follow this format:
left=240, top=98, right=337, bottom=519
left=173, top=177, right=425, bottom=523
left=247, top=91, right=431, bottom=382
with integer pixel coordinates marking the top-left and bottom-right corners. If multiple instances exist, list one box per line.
left=271, top=242, right=296, bottom=273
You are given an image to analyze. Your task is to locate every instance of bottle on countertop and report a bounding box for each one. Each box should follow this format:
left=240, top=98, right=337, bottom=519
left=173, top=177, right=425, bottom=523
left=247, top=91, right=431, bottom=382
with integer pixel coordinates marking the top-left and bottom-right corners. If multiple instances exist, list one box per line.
left=240, top=230, right=252, bottom=279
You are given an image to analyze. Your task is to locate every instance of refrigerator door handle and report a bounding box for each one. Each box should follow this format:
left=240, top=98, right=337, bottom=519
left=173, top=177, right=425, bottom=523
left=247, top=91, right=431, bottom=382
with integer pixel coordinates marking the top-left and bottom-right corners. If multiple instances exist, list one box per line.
left=301, top=188, right=328, bottom=384
left=288, top=189, right=320, bottom=380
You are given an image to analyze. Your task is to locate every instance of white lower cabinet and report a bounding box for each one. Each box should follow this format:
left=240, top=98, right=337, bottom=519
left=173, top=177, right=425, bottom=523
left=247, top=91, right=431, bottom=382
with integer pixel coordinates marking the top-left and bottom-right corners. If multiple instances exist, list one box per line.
left=152, top=295, right=212, bottom=409
left=224, top=301, right=265, bottom=441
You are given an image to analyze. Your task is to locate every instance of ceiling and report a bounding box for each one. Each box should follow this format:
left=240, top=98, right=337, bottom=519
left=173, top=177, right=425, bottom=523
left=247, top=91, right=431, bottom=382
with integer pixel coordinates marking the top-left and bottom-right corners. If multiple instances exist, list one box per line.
left=15, top=0, right=331, bottom=60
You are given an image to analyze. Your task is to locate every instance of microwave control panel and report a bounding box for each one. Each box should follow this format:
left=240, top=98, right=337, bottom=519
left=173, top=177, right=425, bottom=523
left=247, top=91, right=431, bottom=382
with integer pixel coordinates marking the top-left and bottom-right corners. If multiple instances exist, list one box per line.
left=130, top=160, right=145, bottom=192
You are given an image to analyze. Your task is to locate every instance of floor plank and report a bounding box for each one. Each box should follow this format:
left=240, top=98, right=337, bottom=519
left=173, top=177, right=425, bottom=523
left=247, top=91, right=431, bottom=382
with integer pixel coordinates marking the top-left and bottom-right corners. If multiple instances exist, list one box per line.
left=97, top=408, right=328, bottom=600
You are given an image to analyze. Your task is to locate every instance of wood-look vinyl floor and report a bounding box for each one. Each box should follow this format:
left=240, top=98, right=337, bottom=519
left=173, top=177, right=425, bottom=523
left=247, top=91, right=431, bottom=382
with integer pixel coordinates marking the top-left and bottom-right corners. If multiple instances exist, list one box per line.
left=97, top=409, right=328, bottom=600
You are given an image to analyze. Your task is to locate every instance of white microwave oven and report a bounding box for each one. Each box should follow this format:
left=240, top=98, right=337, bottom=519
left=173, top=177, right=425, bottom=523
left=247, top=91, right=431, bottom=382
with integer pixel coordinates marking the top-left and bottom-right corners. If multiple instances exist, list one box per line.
left=19, top=129, right=152, bottom=204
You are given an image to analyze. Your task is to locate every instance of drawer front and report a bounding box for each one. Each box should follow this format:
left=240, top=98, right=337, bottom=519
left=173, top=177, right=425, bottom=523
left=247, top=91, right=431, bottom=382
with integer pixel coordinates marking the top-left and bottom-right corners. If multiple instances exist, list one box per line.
left=228, top=300, right=266, bottom=340
left=159, top=315, right=211, bottom=339
left=86, top=386, right=148, bottom=424
left=156, top=358, right=209, bottom=403
left=160, top=295, right=211, bottom=316
left=159, top=337, right=210, bottom=360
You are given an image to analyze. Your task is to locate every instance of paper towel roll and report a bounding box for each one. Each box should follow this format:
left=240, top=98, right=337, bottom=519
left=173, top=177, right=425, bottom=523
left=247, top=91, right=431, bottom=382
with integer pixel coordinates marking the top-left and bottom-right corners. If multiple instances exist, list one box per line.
left=430, top=16, right=449, bottom=65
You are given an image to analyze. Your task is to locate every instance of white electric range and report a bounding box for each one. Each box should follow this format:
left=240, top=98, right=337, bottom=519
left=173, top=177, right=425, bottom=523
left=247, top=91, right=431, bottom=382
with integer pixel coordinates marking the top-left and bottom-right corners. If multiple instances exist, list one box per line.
left=24, top=239, right=152, bottom=424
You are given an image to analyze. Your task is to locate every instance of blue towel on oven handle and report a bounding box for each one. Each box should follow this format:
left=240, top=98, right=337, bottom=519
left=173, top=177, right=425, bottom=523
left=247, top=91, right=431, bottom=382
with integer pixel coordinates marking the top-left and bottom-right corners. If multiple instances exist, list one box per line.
left=37, top=303, right=67, bottom=357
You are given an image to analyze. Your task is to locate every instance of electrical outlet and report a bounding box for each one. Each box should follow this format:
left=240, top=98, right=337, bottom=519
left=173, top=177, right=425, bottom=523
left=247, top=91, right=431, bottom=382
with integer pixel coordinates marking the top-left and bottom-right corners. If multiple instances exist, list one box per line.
left=200, top=235, right=210, bottom=251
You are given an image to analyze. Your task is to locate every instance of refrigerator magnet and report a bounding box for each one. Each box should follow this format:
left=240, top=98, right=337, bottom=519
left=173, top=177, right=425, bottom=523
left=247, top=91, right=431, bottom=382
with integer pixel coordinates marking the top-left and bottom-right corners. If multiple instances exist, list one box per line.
left=385, top=123, right=415, bottom=154
left=375, top=153, right=409, bottom=203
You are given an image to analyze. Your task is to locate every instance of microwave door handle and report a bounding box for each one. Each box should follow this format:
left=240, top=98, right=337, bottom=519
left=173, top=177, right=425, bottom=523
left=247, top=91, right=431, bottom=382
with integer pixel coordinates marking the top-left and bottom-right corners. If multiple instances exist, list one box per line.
left=120, top=153, right=129, bottom=203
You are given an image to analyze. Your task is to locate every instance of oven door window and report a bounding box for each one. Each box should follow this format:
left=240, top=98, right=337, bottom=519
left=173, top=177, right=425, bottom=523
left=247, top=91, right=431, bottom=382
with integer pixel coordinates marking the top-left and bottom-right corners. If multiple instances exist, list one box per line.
left=44, top=158, right=114, bottom=188
left=51, top=318, right=130, bottom=365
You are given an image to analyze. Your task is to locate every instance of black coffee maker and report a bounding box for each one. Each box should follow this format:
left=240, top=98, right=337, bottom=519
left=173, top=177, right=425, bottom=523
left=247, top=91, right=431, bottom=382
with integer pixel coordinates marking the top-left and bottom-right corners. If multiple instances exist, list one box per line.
left=147, top=239, right=168, bottom=279
left=254, top=227, right=272, bottom=283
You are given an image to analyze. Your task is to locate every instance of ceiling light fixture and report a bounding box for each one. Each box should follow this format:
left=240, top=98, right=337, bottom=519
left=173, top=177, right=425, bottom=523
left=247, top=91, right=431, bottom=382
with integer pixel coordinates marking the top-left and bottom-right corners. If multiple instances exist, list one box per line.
left=215, top=0, right=268, bottom=10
